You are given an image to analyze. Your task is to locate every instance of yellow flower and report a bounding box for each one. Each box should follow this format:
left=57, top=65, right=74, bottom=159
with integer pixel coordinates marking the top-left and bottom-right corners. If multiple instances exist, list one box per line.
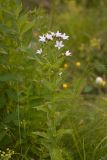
left=63, top=83, right=68, bottom=89
left=64, top=63, right=69, bottom=68
left=75, top=61, right=81, bottom=67
left=102, top=80, right=106, bottom=87
left=90, top=38, right=100, bottom=49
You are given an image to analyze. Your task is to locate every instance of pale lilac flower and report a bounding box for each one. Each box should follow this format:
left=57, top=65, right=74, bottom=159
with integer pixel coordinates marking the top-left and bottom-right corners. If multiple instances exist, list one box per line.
left=55, top=41, right=64, bottom=50
left=65, top=50, right=72, bottom=56
left=39, top=35, right=46, bottom=42
left=46, top=33, right=53, bottom=40
left=55, top=31, right=62, bottom=38
left=61, top=33, right=69, bottom=40
left=36, top=48, right=42, bottom=54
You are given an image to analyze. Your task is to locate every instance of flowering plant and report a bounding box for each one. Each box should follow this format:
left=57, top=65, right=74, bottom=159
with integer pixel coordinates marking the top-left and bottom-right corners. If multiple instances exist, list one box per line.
left=36, top=31, right=72, bottom=56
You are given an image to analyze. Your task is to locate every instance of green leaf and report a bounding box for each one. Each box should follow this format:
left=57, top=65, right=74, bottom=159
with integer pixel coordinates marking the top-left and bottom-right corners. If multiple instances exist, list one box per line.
left=0, top=54, right=8, bottom=64
left=56, top=129, right=72, bottom=138
left=0, top=131, right=7, bottom=142
left=4, top=110, right=18, bottom=124
left=6, top=89, right=18, bottom=101
left=0, top=73, right=22, bottom=82
left=32, top=131, right=48, bottom=139
left=21, top=20, right=35, bottom=36
left=18, top=13, right=35, bottom=36
left=83, top=85, right=93, bottom=93
left=15, top=0, right=22, bottom=17
left=0, top=94, right=6, bottom=108
left=50, top=148, right=64, bottom=160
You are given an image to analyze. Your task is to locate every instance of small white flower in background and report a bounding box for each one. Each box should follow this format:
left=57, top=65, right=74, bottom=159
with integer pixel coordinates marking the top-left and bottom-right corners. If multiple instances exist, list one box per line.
left=65, top=50, right=72, bottom=56
left=39, top=35, right=46, bottom=42
left=96, top=77, right=103, bottom=84
left=55, top=41, right=64, bottom=50
left=59, top=72, right=62, bottom=76
left=55, top=31, right=62, bottom=38
left=61, top=33, right=69, bottom=40
left=37, top=48, right=42, bottom=54
left=96, top=77, right=106, bottom=86
left=46, top=33, right=53, bottom=40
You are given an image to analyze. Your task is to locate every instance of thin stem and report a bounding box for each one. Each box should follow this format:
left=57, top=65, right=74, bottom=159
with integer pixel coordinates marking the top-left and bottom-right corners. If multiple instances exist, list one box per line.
left=17, top=81, right=22, bottom=157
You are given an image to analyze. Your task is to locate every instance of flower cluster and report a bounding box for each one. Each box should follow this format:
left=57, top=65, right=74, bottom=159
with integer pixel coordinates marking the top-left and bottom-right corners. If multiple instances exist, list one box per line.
left=0, top=148, right=14, bottom=160
left=36, top=31, right=72, bottom=56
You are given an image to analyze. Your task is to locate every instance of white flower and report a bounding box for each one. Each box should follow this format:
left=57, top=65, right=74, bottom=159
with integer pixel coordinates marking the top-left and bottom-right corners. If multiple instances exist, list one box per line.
left=96, top=77, right=103, bottom=84
left=55, top=31, right=62, bottom=38
left=61, top=33, right=69, bottom=40
left=50, top=31, right=55, bottom=37
left=36, top=48, right=42, bottom=54
left=46, top=33, right=53, bottom=40
left=39, top=35, right=46, bottom=42
left=65, top=50, right=72, bottom=56
left=59, top=72, right=62, bottom=76
left=55, top=41, right=64, bottom=50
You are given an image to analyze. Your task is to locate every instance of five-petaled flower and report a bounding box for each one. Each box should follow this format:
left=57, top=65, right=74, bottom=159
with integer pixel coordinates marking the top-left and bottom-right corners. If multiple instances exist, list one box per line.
left=61, top=33, right=69, bottom=40
left=39, top=35, right=46, bottom=42
left=55, top=41, right=64, bottom=50
left=46, top=33, right=53, bottom=40
left=37, top=48, right=42, bottom=54
left=65, top=50, right=72, bottom=56
left=55, top=31, right=62, bottom=38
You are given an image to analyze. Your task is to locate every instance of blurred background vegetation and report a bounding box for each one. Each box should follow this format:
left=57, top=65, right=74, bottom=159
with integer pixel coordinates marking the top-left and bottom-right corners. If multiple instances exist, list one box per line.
left=22, top=0, right=105, bottom=10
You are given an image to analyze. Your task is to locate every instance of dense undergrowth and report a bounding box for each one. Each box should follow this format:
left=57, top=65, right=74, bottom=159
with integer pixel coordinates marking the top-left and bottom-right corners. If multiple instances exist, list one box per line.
left=0, top=0, right=107, bottom=160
